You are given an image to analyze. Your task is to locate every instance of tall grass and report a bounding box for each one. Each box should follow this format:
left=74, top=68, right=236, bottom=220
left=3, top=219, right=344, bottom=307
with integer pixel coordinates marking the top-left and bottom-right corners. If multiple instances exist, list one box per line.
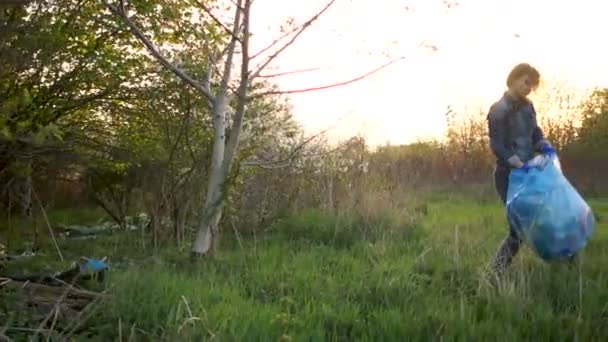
left=85, top=195, right=608, bottom=340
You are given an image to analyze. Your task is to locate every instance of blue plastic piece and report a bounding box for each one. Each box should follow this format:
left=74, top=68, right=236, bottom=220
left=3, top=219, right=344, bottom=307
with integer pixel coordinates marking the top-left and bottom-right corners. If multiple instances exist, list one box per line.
left=79, top=258, right=108, bottom=274
left=506, top=153, right=595, bottom=261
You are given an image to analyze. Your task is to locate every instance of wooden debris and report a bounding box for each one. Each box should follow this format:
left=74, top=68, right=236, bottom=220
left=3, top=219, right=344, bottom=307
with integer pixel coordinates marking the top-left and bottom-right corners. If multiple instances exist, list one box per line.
left=1, top=278, right=107, bottom=307
left=0, top=258, right=109, bottom=339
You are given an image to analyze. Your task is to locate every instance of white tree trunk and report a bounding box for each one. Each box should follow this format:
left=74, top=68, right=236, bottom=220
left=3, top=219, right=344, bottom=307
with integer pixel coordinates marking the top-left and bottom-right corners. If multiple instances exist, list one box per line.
left=191, top=94, right=228, bottom=256
left=191, top=195, right=224, bottom=256
left=191, top=0, right=248, bottom=257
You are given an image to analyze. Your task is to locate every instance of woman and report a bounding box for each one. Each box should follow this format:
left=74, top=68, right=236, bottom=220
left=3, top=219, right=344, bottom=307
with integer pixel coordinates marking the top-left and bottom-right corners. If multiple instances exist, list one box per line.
left=486, top=63, right=556, bottom=275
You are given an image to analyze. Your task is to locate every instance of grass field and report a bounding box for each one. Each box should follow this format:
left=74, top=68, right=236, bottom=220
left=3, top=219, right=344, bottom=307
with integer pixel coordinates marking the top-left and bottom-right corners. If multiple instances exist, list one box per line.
left=1, top=191, right=607, bottom=340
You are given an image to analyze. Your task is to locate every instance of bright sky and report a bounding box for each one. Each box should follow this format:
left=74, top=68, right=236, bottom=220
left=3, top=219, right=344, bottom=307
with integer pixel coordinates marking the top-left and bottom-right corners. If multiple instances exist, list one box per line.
left=248, top=0, right=608, bottom=147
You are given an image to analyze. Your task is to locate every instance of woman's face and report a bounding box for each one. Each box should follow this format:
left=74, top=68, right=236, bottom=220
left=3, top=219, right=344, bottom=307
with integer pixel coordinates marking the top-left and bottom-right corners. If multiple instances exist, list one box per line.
left=510, top=74, right=537, bottom=98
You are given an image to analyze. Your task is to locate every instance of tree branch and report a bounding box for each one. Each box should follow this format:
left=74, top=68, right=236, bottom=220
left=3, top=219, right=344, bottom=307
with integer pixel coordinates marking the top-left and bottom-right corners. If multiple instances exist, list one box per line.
left=193, top=0, right=242, bottom=44
left=103, top=0, right=213, bottom=103
left=47, top=88, right=116, bottom=124
left=222, top=0, right=250, bottom=175
left=249, top=0, right=336, bottom=80
left=215, top=0, right=243, bottom=104
left=258, top=67, right=320, bottom=79
left=249, top=56, right=406, bottom=99
left=249, top=24, right=300, bottom=60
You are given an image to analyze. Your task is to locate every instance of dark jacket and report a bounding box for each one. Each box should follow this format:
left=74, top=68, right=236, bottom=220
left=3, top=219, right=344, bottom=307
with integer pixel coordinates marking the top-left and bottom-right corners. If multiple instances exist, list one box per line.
left=487, top=92, right=549, bottom=168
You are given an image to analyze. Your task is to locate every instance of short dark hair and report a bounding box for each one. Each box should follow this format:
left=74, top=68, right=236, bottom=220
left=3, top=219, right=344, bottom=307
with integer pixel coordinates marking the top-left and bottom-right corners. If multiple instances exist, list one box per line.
left=506, top=63, right=540, bottom=88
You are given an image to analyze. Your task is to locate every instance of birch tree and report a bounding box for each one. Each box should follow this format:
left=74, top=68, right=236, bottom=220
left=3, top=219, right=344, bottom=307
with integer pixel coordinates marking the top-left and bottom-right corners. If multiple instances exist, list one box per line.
left=103, top=0, right=406, bottom=258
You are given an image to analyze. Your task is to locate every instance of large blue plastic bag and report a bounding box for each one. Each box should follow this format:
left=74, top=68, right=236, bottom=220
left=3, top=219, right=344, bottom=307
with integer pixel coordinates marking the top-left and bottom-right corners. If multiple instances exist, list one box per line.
left=506, top=153, right=595, bottom=261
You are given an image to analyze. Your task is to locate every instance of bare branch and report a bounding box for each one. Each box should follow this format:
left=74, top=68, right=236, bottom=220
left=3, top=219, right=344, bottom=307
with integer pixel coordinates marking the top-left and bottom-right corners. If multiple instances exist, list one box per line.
left=229, top=0, right=244, bottom=10
left=249, top=56, right=406, bottom=99
left=249, top=25, right=300, bottom=60
left=241, top=128, right=328, bottom=168
left=298, top=144, right=345, bottom=158
left=222, top=0, right=250, bottom=174
left=241, top=158, right=291, bottom=169
left=103, top=1, right=213, bottom=103
left=258, top=67, right=320, bottom=79
left=215, top=0, right=243, bottom=103
left=246, top=143, right=346, bottom=170
left=250, top=0, right=337, bottom=80
left=194, top=0, right=242, bottom=43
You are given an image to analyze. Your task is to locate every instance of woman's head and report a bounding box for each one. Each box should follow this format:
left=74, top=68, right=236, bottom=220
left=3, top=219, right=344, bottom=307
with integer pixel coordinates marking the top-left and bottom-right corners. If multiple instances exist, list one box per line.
left=506, top=63, right=540, bottom=99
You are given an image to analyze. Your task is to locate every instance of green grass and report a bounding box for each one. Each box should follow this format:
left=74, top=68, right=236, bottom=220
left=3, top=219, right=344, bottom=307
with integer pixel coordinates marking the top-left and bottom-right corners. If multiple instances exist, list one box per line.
left=2, top=195, right=608, bottom=340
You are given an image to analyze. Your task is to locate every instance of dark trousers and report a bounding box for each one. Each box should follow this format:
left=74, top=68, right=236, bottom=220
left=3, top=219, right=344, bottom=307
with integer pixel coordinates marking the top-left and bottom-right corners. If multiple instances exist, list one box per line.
left=490, top=165, right=522, bottom=273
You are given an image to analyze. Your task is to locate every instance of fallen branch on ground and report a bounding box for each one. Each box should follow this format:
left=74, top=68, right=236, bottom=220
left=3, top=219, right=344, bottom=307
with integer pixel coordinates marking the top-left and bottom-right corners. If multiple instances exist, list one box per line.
left=0, top=278, right=108, bottom=305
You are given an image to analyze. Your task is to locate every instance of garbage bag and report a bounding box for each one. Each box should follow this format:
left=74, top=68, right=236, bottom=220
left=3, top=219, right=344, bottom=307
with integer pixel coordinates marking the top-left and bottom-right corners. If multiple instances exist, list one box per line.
left=506, top=153, right=595, bottom=261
